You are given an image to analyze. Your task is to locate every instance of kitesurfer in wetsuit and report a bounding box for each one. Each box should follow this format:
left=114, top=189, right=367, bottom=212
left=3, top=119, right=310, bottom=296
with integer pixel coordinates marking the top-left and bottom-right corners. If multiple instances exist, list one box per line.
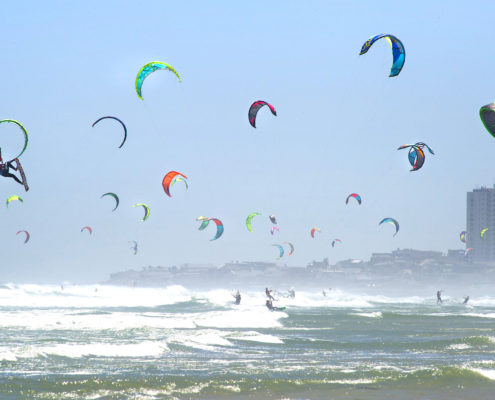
left=265, top=287, right=274, bottom=301
left=233, top=290, right=241, bottom=305
left=463, top=296, right=470, bottom=305
left=0, top=149, right=23, bottom=186
left=266, top=299, right=284, bottom=311
left=437, top=290, right=443, bottom=304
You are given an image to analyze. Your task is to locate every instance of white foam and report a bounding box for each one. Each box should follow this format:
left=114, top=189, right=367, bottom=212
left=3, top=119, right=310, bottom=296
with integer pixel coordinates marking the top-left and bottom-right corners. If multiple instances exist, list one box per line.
left=470, top=368, right=495, bottom=380
left=352, top=311, right=383, bottom=318
left=0, top=341, right=168, bottom=360
left=229, top=331, right=283, bottom=344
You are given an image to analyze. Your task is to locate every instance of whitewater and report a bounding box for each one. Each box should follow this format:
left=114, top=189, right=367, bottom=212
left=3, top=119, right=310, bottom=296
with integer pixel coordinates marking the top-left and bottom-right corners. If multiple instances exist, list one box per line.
left=0, top=283, right=494, bottom=399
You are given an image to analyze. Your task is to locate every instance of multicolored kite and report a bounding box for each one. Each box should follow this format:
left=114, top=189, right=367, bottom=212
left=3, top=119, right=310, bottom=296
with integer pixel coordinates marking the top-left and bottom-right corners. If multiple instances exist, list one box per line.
left=311, top=227, right=321, bottom=238
left=162, top=171, right=188, bottom=197
left=346, top=193, right=361, bottom=205
left=135, top=61, right=181, bottom=100
left=133, top=203, right=150, bottom=222
left=379, top=218, right=399, bottom=236
left=360, top=34, right=405, bottom=77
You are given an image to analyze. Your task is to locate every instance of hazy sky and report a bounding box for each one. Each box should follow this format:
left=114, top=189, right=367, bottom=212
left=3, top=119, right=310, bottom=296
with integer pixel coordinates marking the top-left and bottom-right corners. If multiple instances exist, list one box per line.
left=0, top=0, right=493, bottom=282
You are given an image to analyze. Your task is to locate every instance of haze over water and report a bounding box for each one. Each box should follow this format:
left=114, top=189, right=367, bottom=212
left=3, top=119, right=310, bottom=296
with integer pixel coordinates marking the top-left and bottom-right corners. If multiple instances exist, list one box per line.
left=2, top=1, right=495, bottom=399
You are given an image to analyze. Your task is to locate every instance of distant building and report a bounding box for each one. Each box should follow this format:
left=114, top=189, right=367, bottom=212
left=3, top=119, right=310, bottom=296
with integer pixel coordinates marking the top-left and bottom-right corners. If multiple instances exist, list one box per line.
left=467, top=186, right=495, bottom=261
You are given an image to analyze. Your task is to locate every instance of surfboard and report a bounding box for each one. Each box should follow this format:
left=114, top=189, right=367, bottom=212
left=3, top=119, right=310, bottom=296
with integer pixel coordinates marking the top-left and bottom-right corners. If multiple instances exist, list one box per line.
left=14, top=158, right=29, bottom=192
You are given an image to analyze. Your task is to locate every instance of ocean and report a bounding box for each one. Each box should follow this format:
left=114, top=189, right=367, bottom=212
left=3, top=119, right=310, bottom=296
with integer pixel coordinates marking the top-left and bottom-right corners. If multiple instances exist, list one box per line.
left=0, top=283, right=494, bottom=399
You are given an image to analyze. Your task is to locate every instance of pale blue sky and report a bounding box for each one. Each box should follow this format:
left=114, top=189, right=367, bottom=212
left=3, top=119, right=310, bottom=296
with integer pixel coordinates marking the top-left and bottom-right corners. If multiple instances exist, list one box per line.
left=0, top=1, right=493, bottom=282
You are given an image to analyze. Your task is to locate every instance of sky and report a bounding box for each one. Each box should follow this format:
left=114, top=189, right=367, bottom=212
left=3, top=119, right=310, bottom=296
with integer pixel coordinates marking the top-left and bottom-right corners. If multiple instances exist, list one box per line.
left=0, top=0, right=494, bottom=283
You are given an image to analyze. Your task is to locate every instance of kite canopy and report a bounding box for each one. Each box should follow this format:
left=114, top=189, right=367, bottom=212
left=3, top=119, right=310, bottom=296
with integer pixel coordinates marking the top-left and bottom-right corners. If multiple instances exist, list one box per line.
left=246, top=212, right=262, bottom=232
left=101, top=192, right=119, bottom=212
left=248, top=101, right=277, bottom=128
left=6, top=195, right=23, bottom=208
left=379, top=218, right=399, bottom=236
left=310, top=227, right=321, bottom=238
left=207, top=218, right=224, bottom=241
left=171, top=176, right=188, bottom=191
left=81, top=226, right=92, bottom=235
left=481, top=228, right=489, bottom=239
left=272, top=244, right=284, bottom=259
left=133, top=203, right=150, bottom=222
left=460, top=231, right=467, bottom=243
left=269, top=215, right=277, bottom=224
left=92, top=116, right=127, bottom=149
left=0, top=120, right=29, bottom=161
left=283, top=241, right=294, bottom=256
left=360, top=34, right=405, bottom=77
left=346, top=193, right=361, bottom=205
left=162, top=171, right=188, bottom=197
left=480, top=103, right=495, bottom=137
left=465, top=248, right=473, bottom=257
left=135, top=61, right=181, bottom=100
left=270, top=226, right=280, bottom=235
left=16, top=230, right=30, bottom=244
left=332, top=239, right=342, bottom=247
left=398, top=144, right=430, bottom=171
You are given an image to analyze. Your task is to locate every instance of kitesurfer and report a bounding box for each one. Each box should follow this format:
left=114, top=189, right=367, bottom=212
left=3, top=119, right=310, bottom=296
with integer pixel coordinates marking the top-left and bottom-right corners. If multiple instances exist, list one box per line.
left=265, top=299, right=284, bottom=311
left=265, top=287, right=275, bottom=300
left=322, top=290, right=326, bottom=297
left=437, top=290, right=443, bottom=304
left=0, top=149, right=23, bottom=186
left=463, top=296, right=470, bottom=304
left=232, top=290, right=241, bottom=305
left=288, top=288, right=295, bottom=299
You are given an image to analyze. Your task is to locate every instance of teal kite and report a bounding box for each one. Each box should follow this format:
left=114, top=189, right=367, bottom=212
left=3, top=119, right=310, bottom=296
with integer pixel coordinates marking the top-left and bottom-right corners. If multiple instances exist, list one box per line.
left=101, top=192, right=119, bottom=212
left=135, top=61, right=181, bottom=100
left=379, top=218, right=399, bottom=236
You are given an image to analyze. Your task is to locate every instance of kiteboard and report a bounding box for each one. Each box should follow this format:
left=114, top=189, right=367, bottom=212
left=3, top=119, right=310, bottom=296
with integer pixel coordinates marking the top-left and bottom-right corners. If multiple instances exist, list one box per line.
left=14, top=158, right=29, bottom=192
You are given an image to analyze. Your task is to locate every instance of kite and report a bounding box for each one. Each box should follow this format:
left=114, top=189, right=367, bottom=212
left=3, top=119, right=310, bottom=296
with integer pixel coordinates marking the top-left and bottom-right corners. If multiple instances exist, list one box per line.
left=246, top=212, right=262, bottom=232
left=6, top=195, right=23, bottom=207
left=129, top=241, right=138, bottom=255
left=359, top=34, right=405, bottom=77
left=81, top=226, right=92, bottom=235
left=346, top=193, right=362, bottom=205
left=162, top=171, right=188, bottom=197
left=379, top=218, right=399, bottom=236
left=272, top=244, right=284, bottom=259
left=206, top=218, right=224, bottom=241
left=331, top=239, right=342, bottom=247
left=269, top=215, right=277, bottom=224
left=248, top=101, right=277, bottom=128
left=135, top=61, right=181, bottom=100
left=480, top=103, right=495, bottom=137
left=0, top=120, right=29, bottom=160
left=133, top=203, right=150, bottom=222
left=311, top=227, right=321, bottom=238
left=16, top=230, right=30, bottom=244
left=100, top=192, right=119, bottom=212
left=481, top=228, right=489, bottom=239
left=92, top=116, right=127, bottom=148
left=460, top=231, right=467, bottom=244
left=398, top=144, right=429, bottom=171
left=283, top=241, right=294, bottom=256
left=270, top=226, right=280, bottom=235
left=465, top=248, right=473, bottom=257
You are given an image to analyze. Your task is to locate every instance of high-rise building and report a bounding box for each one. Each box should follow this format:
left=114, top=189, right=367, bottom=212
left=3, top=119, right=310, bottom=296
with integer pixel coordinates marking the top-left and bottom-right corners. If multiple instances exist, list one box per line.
left=467, top=186, right=495, bottom=262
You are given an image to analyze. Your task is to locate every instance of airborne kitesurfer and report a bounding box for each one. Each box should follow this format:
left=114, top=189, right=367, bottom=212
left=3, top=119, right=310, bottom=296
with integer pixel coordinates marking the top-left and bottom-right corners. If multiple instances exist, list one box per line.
left=0, top=149, right=23, bottom=186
